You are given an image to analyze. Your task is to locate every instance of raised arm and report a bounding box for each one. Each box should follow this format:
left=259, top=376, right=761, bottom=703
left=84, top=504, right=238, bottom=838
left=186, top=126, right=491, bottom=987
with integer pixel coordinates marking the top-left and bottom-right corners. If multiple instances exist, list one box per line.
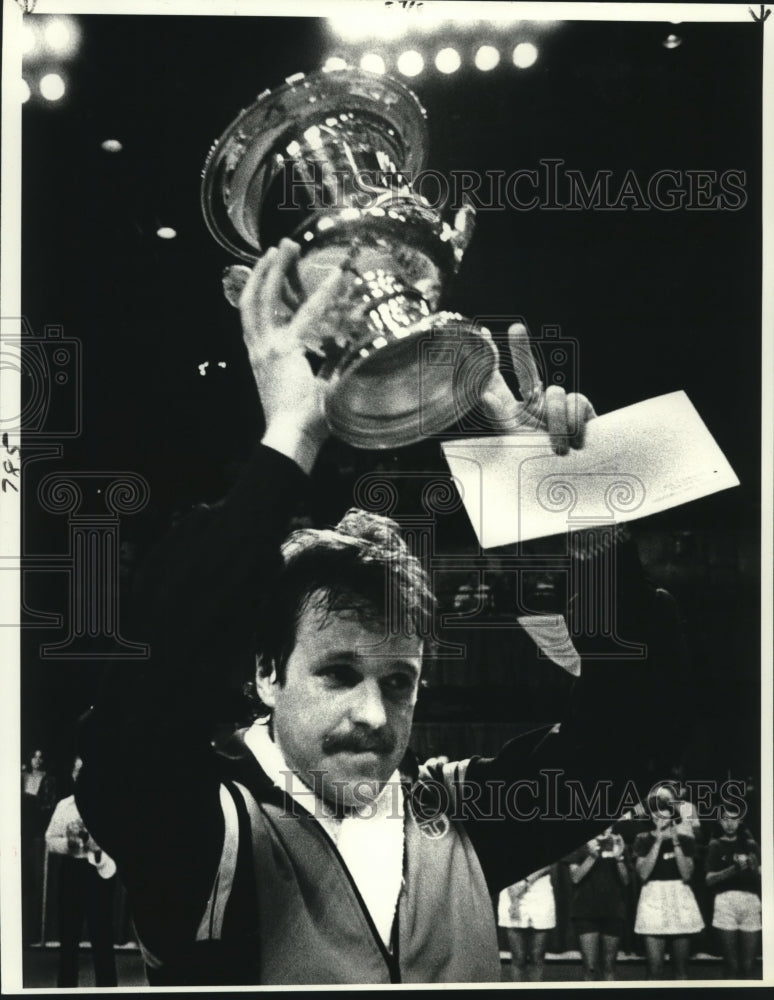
left=568, top=841, right=599, bottom=884
left=422, top=325, right=688, bottom=892
left=126, top=240, right=347, bottom=646
left=428, top=533, right=685, bottom=894
left=76, top=240, right=346, bottom=961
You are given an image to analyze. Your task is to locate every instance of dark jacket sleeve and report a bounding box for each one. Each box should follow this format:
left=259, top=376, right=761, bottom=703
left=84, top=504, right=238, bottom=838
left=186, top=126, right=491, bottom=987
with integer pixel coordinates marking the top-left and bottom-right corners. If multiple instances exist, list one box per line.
left=437, top=535, right=692, bottom=894
left=75, top=443, right=309, bottom=958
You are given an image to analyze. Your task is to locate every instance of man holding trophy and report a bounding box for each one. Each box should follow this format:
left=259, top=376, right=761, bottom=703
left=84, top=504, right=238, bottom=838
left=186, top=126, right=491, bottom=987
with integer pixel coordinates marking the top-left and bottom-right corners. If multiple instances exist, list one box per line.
left=77, top=67, right=679, bottom=985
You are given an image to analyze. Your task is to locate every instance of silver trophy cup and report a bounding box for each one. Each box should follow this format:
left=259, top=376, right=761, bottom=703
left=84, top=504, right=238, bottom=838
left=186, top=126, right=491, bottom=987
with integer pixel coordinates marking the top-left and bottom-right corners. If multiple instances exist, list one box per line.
left=202, top=67, right=497, bottom=449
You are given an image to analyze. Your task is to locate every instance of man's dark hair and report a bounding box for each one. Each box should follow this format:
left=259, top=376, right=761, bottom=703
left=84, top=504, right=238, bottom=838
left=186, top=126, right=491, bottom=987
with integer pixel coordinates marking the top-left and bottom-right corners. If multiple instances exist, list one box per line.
left=255, top=508, right=435, bottom=692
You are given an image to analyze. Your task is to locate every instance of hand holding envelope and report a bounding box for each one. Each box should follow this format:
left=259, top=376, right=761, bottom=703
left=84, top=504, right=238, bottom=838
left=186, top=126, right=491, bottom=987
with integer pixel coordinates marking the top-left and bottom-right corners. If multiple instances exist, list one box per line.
left=444, top=340, right=739, bottom=548
left=478, top=322, right=597, bottom=455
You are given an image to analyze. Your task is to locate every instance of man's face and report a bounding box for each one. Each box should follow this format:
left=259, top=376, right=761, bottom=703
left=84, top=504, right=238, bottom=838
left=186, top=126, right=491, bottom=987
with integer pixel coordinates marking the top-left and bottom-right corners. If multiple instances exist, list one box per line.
left=257, top=593, right=422, bottom=810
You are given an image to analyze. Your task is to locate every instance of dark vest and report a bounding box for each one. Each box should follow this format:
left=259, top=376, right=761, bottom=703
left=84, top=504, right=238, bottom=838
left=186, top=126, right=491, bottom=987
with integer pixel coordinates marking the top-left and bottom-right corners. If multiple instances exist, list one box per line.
left=143, top=734, right=501, bottom=986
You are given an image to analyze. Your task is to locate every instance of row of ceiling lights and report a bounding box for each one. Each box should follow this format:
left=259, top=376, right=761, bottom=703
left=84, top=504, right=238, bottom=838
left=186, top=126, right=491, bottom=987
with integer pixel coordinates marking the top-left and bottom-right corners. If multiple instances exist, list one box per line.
left=324, top=42, right=540, bottom=77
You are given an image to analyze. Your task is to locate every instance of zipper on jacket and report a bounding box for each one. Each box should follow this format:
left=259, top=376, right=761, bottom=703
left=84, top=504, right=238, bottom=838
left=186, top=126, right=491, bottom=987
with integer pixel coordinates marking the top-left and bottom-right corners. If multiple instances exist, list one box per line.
left=283, top=790, right=403, bottom=984
left=222, top=747, right=405, bottom=984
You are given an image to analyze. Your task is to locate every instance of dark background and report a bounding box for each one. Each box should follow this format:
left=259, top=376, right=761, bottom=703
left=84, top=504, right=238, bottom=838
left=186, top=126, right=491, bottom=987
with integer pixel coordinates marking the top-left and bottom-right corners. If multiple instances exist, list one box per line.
left=19, top=16, right=762, bottom=792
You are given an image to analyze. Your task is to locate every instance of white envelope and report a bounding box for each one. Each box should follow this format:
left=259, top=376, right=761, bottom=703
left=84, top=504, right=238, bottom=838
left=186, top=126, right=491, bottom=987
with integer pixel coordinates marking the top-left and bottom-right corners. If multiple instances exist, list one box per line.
left=442, top=391, right=739, bottom=549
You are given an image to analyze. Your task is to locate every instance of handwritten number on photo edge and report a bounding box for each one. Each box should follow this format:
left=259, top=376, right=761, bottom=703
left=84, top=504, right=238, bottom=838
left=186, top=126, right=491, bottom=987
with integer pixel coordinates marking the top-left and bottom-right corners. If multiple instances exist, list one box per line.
left=2, top=433, right=19, bottom=456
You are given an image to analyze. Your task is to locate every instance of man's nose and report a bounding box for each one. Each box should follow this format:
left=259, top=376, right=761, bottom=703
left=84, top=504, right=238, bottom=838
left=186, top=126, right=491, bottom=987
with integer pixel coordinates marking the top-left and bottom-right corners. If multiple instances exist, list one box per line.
left=349, top=678, right=388, bottom=730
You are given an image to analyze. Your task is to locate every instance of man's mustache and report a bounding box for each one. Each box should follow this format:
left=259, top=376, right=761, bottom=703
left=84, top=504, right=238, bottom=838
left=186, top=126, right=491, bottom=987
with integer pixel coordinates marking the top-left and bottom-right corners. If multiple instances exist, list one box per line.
left=322, top=729, right=396, bottom=755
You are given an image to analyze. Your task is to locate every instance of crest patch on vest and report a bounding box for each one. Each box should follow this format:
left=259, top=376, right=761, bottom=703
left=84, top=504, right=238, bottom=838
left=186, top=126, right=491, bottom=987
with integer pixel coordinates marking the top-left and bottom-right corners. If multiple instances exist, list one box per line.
left=417, top=813, right=450, bottom=839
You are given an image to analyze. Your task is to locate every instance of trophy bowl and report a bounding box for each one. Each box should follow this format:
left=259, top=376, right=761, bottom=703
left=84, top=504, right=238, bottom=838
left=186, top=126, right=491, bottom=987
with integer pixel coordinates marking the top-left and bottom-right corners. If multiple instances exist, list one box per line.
left=202, top=67, right=498, bottom=449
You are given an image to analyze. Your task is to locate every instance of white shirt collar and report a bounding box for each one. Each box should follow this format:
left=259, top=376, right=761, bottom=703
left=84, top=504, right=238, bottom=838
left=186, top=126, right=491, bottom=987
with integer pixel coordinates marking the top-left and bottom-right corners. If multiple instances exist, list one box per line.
left=243, top=719, right=405, bottom=947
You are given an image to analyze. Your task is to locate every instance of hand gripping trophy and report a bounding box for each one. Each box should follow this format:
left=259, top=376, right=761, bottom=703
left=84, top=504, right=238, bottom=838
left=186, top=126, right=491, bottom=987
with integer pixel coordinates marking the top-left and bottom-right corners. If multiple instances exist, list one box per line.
left=202, top=66, right=498, bottom=448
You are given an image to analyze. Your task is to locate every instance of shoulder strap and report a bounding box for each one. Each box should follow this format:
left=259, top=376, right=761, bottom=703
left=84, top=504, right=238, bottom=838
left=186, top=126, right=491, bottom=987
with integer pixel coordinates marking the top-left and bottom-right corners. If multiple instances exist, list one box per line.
left=196, top=782, right=242, bottom=941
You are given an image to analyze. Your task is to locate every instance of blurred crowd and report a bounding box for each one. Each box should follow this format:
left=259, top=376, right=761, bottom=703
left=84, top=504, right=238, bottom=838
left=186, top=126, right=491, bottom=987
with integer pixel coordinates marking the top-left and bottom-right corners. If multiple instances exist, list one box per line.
left=498, top=783, right=762, bottom=981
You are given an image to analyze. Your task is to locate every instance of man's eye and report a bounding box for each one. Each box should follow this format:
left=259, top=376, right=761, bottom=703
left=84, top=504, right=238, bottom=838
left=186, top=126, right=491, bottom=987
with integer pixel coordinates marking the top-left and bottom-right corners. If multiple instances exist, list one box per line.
left=319, top=666, right=357, bottom=686
left=384, top=674, right=414, bottom=694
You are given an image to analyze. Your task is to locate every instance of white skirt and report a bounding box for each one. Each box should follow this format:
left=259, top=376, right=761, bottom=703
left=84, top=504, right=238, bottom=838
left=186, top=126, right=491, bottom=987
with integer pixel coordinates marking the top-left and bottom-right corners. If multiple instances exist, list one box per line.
left=635, top=879, right=704, bottom=936
left=498, top=875, right=556, bottom=930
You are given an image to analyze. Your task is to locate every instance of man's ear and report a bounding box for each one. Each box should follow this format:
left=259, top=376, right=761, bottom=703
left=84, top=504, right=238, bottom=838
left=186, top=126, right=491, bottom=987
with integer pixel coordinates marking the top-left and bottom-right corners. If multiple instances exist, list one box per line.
left=255, top=655, right=278, bottom=709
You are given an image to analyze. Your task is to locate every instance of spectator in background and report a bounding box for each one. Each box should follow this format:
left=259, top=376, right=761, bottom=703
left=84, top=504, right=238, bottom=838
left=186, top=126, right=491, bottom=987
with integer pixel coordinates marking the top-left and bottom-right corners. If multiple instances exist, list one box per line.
left=705, top=803, right=762, bottom=979
left=498, top=866, right=556, bottom=982
left=45, top=757, right=117, bottom=987
left=21, top=748, right=57, bottom=944
left=21, top=748, right=57, bottom=844
left=633, top=788, right=704, bottom=979
left=667, top=767, right=703, bottom=841
left=566, top=827, right=629, bottom=980
left=22, top=749, right=57, bottom=819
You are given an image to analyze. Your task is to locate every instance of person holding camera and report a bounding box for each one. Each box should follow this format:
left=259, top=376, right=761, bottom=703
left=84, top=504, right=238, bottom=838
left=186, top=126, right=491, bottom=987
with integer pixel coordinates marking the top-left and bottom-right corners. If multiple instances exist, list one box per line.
left=21, top=748, right=57, bottom=945
left=705, top=803, right=761, bottom=978
left=565, top=827, right=629, bottom=980
left=633, top=789, right=704, bottom=979
left=45, top=757, right=117, bottom=988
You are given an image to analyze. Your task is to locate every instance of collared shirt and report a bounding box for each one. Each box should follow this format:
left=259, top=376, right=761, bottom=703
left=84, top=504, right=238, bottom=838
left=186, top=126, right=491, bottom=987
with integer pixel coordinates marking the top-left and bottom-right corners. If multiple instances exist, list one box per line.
left=243, top=720, right=404, bottom=947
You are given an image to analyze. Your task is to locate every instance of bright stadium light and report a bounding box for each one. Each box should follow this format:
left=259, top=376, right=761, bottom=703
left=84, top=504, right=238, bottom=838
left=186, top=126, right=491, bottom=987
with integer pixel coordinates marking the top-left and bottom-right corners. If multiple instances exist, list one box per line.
left=323, top=56, right=347, bottom=72
left=397, top=50, right=424, bottom=77
left=156, top=227, right=177, bottom=240
left=435, top=48, right=461, bottom=74
left=39, top=73, right=66, bottom=101
left=21, top=79, right=31, bottom=104
left=360, top=53, right=386, bottom=75
left=43, top=17, right=80, bottom=58
left=512, top=42, right=538, bottom=69
left=474, top=45, right=500, bottom=71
